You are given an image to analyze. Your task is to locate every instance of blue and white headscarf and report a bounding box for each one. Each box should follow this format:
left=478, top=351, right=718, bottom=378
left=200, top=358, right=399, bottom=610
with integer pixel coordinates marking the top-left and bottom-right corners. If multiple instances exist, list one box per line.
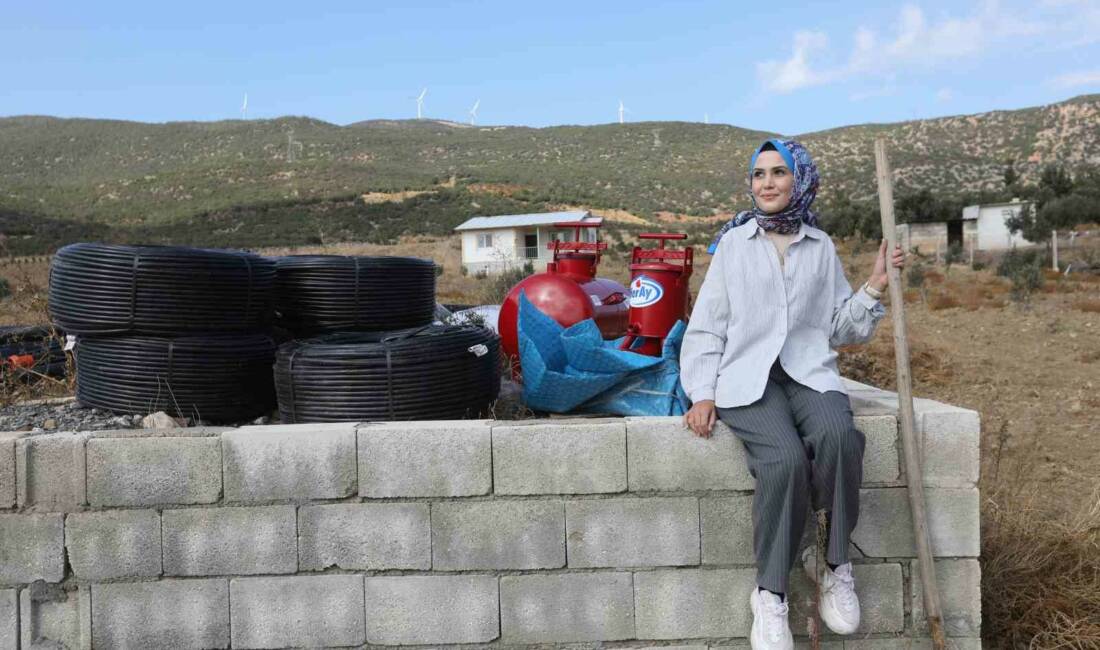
left=707, top=138, right=820, bottom=254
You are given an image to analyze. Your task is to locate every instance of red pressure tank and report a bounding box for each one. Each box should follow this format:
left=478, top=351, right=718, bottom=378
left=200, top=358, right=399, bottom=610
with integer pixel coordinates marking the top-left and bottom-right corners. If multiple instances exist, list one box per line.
left=499, top=221, right=630, bottom=380
left=619, top=233, right=694, bottom=356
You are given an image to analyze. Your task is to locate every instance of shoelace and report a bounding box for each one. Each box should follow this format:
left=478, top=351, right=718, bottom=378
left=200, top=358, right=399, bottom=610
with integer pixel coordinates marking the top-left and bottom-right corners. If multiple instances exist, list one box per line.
left=826, top=569, right=857, bottom=611
left=763, top=598, right=790, bottom=642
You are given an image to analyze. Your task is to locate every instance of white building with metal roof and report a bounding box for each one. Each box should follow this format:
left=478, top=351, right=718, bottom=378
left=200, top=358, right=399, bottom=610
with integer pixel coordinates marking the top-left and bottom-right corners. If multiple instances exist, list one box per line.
left=453, top=210, right=602, bottom=275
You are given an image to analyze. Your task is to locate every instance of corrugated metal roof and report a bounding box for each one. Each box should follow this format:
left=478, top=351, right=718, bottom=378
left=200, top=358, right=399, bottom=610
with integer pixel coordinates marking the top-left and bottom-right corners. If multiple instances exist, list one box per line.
left=453, top=210, right=598, bottom=231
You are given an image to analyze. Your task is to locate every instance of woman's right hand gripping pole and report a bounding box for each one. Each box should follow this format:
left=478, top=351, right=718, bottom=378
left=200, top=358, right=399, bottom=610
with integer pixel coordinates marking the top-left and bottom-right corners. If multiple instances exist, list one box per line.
left=684, top=399, right=717, bottom=438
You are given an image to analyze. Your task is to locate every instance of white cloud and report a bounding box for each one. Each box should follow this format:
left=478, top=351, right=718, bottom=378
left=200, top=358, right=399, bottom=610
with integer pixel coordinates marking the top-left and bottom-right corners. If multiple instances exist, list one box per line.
left=1048, top=69, right=1100, bottom=87
left=755, top=1, right=1066, bottom=94
left=755, top=30, right=832, bottom=93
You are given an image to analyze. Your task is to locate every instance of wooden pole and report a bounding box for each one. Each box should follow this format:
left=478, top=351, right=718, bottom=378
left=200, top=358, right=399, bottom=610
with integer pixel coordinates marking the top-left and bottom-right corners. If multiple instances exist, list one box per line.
left=1052, top=230, right=1059, bottom=271
left=873, top=139, right=947, bottom=650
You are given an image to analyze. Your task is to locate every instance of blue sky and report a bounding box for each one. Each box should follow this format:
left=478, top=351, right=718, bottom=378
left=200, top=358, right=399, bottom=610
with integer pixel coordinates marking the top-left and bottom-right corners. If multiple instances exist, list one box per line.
left=3, top=1, right=1099, bottom=134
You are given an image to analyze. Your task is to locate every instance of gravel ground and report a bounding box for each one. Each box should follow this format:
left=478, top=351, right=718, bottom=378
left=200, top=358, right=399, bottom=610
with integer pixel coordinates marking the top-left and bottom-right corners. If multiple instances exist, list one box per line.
left=0, top=398, right=275, bottom=433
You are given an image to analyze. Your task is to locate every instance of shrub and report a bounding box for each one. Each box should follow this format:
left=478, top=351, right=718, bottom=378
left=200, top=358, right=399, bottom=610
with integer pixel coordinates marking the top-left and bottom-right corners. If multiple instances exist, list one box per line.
left=0, top=278, right=10, bottom=300
left=945, top=242, right=965, bottom=268
left=478, top=262, right=533, bottom=305
left=906, top=262, right=927, bottom=290
left=971, top=260, right=987, bottom=271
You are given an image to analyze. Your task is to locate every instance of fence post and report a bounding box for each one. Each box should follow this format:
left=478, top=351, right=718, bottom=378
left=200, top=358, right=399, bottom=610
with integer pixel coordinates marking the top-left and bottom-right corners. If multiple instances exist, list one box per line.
left=1052, top=230, right=1058, bottom=271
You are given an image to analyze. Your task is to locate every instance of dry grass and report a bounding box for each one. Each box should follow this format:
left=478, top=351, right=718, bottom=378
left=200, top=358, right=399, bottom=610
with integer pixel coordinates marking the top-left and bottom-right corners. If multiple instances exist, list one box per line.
left=927, top=290, right=961, bottom=311
left=1072, top=298, right=1100, bottom=313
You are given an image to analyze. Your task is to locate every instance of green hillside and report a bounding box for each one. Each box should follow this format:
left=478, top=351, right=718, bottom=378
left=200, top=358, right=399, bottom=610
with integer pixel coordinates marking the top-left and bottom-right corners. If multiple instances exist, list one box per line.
left=1, top=94, right=1097, bottom=254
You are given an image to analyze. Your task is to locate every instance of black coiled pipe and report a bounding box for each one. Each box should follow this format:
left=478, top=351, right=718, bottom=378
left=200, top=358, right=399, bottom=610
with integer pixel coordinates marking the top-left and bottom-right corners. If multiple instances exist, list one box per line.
left=0, top=326, right=67, bottom=379
left=275, top=255, right=436, bottom=335
left=49, top=243, right=276, bottom=335
left=74, top=334, right=276, bottom=422
left=274, top=325, right=500, bottom=422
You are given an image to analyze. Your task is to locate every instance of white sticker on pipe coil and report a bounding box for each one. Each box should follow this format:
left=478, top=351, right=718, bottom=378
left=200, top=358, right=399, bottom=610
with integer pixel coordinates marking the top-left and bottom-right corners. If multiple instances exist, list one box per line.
left=467, top=344, right=489, bottom=357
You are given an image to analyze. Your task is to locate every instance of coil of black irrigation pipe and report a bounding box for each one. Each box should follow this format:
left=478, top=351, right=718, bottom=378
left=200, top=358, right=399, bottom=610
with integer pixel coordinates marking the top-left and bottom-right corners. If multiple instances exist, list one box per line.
left=48, top=243, right=276, bottom=335
left=274, top=324, right=501, bottom=422
left=275, top=255, right=437, bottom=335
left=74, top=334, right=276, bottom=422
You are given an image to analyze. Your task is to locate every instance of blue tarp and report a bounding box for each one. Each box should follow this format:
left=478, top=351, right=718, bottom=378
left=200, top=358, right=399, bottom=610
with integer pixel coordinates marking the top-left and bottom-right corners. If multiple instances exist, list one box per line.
left=517, top=291, right=690, bottom=416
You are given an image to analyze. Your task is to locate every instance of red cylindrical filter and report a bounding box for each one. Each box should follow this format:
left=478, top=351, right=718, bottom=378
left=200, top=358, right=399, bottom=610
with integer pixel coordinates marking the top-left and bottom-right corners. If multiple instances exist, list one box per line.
left=499, top=220, right=629, bottom=380
left=619, top=233, right=694, bottom=356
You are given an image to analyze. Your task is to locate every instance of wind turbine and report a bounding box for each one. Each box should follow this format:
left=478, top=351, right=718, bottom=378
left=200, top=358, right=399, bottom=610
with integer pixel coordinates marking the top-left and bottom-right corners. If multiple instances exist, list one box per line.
left=704, top=113, right=709, bottom=125
left=240, top=93, right=248, bottom=120
left=415, top=88, right=427, bottom=119
left=469, top=99, right=480, bottom=125
left=618, top=100, right=630, bottom=124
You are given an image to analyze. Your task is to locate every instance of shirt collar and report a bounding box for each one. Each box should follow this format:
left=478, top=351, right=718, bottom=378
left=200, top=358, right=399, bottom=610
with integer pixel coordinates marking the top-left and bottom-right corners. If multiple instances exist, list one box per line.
left=741, top=221, right=822, bottom=241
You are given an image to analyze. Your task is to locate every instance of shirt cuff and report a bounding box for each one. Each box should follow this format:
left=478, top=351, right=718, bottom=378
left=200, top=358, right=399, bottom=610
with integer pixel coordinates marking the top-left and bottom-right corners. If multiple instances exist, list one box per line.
left=853, top=285, right=881, bottom=310
left=689, top=388, right=716, bottom=404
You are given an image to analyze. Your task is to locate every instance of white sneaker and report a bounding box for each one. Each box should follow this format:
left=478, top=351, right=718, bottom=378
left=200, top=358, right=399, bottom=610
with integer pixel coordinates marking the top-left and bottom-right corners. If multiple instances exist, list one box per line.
left=802, top=546, right=861, bottom=634
left=749, top=587, right=794, bottom=650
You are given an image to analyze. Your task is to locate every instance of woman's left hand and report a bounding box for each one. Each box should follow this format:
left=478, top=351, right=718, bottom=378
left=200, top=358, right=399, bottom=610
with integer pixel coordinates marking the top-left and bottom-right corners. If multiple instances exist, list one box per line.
left=868, top=238, right=906, bottom=292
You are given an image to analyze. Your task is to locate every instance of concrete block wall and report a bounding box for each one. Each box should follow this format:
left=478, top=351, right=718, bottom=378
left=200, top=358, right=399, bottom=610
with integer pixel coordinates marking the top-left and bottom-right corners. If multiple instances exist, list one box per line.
left=0, top=380, right=982, bottom=648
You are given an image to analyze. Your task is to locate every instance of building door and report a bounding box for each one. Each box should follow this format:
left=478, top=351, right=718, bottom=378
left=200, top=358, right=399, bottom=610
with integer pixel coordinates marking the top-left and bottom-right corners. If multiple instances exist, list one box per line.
left=524, top=233, right=538, bottom=259
left=947, top=220, right=963, bottom=249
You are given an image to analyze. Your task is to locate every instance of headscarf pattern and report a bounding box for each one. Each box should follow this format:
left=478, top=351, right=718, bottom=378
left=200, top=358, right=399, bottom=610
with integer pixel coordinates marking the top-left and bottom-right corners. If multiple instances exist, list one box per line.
left=706, top=138, right=821, bottom=254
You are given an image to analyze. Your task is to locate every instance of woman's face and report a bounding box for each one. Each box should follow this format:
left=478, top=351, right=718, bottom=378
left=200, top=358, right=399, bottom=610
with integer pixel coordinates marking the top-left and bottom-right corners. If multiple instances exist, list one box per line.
left=751, top=150, right=793, bottom=214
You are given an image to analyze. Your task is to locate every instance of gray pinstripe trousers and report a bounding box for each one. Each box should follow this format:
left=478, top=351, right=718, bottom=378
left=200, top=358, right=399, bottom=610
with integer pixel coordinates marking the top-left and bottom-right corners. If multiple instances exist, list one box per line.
left=716, top=359, right=865, bottom=593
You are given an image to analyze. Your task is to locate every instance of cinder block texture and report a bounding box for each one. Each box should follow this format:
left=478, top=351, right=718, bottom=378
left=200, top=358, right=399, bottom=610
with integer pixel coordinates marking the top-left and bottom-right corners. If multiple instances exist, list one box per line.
left=86, top=437, right=220, bottom=506
left=358, top=421, right=491, bottom=497
left=788, top=562, right=904, bottom=634
left=852, top=488, right=980, bottom=557
left=700, top=495, right=755, bottom=565
left=566, top=497, right=699, bottom=567
left=222, top=423, right=356, bottom=502
left=0, top=435, right=18, bottom=509
left=230, top=575, right=365, bottom=649
left=919, top=409, right=981, bottom=487
left=163, top=506, right=297, bottom=576
left=298, top=503, right=429, bottom=571
left=92, top=579, right=229, bottom=649
left=855, top=414, right=900, bottom=483
left=15, top=433, right=87, bottom=511
left=65, top=509, right=161, bottom=580
left=0, top=589, right=16, bottom=650
left=432, top=500, right=565, bottom=570
left=493, top=421, right=626, bottom=495
left=500, top=572, right=634, bottom=642
left=625, top=417, right=753, bottom=491
left=19, top=583, right=87, bottom=650
left=0, top=514, right=64, bottom=584
left=633, top=568, right=756, bottom=639
left=363, top=575, right=498, bottom=645
left=911, top=559, right=982, bottom=637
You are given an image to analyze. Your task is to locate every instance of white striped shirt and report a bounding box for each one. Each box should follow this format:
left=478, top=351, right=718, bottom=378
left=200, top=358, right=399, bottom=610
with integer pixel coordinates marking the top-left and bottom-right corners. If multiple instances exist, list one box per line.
left=680, top=220, right=885, bottom=408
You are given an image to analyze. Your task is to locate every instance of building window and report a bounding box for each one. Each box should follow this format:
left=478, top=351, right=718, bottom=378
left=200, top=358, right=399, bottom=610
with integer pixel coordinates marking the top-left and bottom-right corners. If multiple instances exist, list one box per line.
left=477, top=233, right=493, bottom=249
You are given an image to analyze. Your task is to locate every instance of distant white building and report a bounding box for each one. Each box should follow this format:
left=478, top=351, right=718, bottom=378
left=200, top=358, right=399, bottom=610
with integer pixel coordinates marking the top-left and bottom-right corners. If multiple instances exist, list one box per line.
left=896, top=199, right=1037, bottom=254
left=453, top=210, right=601, bottom=275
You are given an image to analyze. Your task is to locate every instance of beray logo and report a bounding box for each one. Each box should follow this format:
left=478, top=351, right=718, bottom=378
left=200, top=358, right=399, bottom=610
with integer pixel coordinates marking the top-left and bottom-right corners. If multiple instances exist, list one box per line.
left=629, top=275, right=664, bottom=308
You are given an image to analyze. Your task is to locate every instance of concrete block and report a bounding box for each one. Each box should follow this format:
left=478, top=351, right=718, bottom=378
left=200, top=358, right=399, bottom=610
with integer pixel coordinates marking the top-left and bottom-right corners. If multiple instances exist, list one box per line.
left=919, top=409, right=980, bottom=487
left=0, top=434, right=19, bottom=510
left=92, top=579, right=228, bottom=649
left=432, top=500, right=564, bottom=570
left=86, top=437, right=220, bottom=506
left=633, top=568, right=756, bottom=639
left=222, top=423, right=356, bottom=502
left=363, top=575, right=498, bottom=645
left=230, top=575, right=365, bottom=649
left=493, top=421, right=626, bottom=495
left=788, top=563, right=904, bottom=635
left=701, top=495, right=755, bottom=565
left=625, top=416, right=754, bottom=491
left=15, top=433, right=87, bottom=511
left=911, top=558, right=982, bottom=637
left=0, top=514, right=64, bottom=584
left=162, top=505, right=297, bottom=576
left=852, top=488, right=980, bottom=558
left=566, top=497, right=699, bottom=568
left=0, top=590, right=15, bottom=650
left=64, top=510, right=161, bottom=581
left=358, top=420, right=491, bottom=497
left=298, top=503, right=429, bottom=571
left=500, top=572, right=634, bottom=642
left=19, top=583, right=88, bottom=650
left=855, top=414, right=900, bottom=484
left=715, top=644, right=843, bottom=650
